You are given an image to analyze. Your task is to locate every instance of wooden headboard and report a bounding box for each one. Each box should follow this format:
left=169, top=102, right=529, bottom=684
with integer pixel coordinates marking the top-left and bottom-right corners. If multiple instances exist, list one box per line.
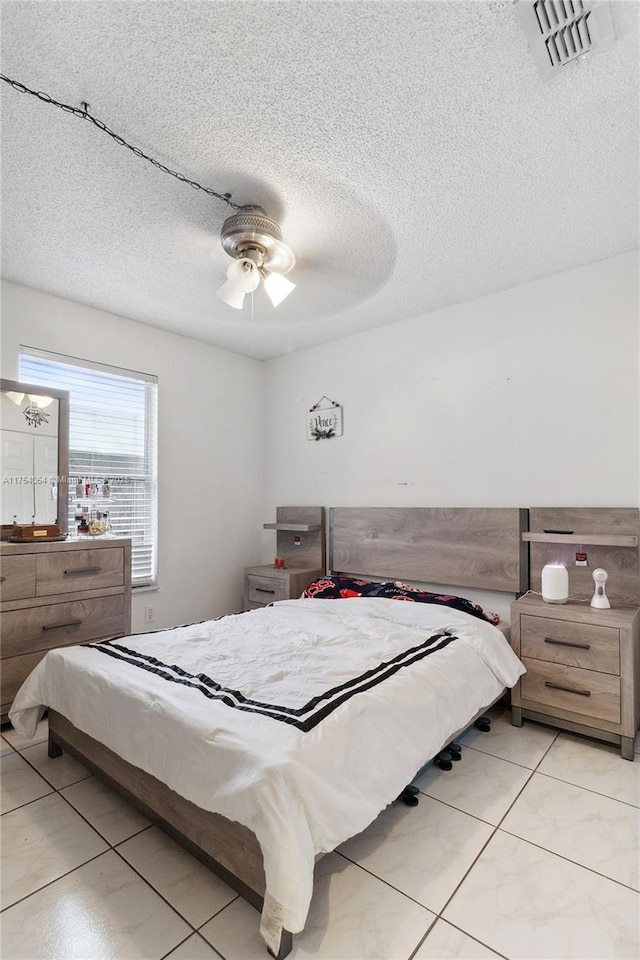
left=329, top=507, right=528, bottom=594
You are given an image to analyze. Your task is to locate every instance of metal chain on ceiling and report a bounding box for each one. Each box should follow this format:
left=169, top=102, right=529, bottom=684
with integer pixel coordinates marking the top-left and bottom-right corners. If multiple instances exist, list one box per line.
left=0, top=74, right=241, bottom=210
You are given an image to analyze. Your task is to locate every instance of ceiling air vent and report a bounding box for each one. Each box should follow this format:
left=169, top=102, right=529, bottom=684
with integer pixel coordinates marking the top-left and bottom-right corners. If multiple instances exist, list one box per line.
left=516, top=0, right=616, bottom=80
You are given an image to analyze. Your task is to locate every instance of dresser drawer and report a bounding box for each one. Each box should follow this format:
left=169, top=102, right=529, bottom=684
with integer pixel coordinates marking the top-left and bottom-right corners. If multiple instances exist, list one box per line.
left=36, top=547, right=124, bottom=596
left=1, top=594, right=126, bottom=659
left=246, top=574, right=286, bottom=605
left=521, top=657, right=621, bottom=724
left=0, top=555, right=36, bottom=601
left=521, top=614, right=620, bottom=675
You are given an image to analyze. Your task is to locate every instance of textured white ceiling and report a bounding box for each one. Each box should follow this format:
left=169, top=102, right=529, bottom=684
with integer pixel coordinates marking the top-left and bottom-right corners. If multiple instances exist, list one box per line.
left=1, top=1, right=638, bottom=360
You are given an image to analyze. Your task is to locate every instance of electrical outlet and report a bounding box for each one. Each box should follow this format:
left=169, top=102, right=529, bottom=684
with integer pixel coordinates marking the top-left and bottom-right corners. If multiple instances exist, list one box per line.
left=144, top=605, right=156, bottom=625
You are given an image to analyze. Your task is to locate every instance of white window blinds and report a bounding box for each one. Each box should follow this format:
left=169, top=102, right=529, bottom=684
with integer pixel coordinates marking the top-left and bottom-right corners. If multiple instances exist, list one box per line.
left=19, top=349, right=158, bottom=587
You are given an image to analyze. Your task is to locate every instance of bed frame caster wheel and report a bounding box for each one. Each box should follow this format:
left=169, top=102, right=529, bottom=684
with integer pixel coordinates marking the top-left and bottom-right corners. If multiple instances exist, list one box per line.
left=447, top=742, right=462, bottom=760
left=435, top=752, right=453, bottom=771
left=474, top=716, right=491, bottom=732
left=398, top=785, right=419, bottom=806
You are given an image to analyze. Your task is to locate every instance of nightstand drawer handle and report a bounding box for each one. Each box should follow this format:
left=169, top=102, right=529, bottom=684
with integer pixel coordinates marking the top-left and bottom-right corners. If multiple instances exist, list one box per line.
left=255, top=587, right=276, bottom=594
left=63, top=567, right=102, bottom=577
left=544, top=637, right=591, bottom=650
left=0, top=576, right=5, bottom=583
left=544, top=681, right=591, bottom=697
left=42, top=619, right=83, bottom=631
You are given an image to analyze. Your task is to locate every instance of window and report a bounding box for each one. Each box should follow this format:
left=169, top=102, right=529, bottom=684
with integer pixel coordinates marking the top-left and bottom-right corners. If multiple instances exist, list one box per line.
left=19, top=349, right=158, bottom=588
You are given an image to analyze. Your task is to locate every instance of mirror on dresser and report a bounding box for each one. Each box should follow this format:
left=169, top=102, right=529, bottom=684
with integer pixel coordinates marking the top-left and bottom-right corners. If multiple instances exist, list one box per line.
left=1, top=378, right=70, bottom=536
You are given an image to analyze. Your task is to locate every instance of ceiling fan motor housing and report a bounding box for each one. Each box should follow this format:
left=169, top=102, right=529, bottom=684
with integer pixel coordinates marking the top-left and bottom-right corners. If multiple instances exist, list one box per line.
left=220, top=205, right=295, bottom=275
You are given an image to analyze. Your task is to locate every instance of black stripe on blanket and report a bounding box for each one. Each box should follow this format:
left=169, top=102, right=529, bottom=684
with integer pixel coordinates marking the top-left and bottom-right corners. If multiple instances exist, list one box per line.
left=90, top=630, right=458, bottom=732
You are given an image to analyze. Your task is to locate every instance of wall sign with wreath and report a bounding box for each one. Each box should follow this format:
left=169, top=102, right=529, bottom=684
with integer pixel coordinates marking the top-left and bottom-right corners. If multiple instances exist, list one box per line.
left=306, top=397, right=343, bottom=441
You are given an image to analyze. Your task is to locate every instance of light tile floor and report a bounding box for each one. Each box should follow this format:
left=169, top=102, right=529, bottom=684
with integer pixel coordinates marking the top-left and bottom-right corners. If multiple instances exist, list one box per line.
left=1, top=703, right=638, bottom=960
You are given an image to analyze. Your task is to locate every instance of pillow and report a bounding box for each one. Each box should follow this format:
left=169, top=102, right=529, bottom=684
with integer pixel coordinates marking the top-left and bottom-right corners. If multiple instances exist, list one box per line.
left=303, top=575, right=499, bottom=624
left=303, top=575, right=381, bottom=599
left=375, top=582, right=500, bottom=625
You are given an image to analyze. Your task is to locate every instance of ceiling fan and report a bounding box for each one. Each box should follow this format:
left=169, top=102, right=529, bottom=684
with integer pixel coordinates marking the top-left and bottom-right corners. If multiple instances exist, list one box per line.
left=1, top=76, right=299, bottom=313
left=216, top=205, right=296, bottom=310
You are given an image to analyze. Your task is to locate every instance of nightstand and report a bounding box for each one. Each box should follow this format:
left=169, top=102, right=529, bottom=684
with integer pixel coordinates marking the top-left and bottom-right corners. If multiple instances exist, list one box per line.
left=244, top=505, right=326, bottom=611
left=243, top=565, right=324, bottom=611
left=510, top=595, right=640, bottom=760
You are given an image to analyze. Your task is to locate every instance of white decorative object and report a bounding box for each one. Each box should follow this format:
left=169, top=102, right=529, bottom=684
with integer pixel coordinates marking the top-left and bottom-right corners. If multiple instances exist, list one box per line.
left=541, top=563, right=569, bottom=604
left=306, top=397, right=343, bottom=440
left=590, top=568, right=611, bottom=609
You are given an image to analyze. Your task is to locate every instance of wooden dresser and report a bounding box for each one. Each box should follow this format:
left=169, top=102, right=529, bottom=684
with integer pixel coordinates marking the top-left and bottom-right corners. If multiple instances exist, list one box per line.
left=0, top=537, right=132, bottom=720
left=510, top=595, right=639, bottom=760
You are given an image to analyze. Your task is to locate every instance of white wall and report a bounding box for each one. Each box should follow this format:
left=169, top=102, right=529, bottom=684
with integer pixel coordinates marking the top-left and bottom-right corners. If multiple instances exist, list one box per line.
left=3, top=252, right=637, bottom=627
left=262, top=251, right=639, bottom=618
left=1, top=280, right=265, bottom=631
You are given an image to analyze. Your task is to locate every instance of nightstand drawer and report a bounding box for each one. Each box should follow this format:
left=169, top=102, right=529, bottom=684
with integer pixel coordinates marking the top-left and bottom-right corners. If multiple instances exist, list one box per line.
left=521, top=657, right=621, bottom=724
left=246, top=574, right=286, bottom=605
left=521, top=614, right=620, bottom=675
left=0, top=555, right=37, bottom=601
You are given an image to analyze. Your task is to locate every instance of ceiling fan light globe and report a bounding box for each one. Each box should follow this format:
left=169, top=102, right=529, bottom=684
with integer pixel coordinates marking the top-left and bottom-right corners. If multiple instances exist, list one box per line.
left=216, top=281, right=246, bottom=309
left=263, top=271, right=296, bottom=307
left=227, top=258, right=260, bottom=293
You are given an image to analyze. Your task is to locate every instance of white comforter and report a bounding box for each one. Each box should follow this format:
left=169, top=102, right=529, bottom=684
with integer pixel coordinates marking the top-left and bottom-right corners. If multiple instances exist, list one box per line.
left=10, top=597, right=524, bottom=945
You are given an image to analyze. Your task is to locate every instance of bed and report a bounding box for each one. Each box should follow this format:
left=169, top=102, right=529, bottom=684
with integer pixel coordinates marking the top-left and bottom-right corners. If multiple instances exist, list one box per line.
left=8, top=506, right=527, bottom=958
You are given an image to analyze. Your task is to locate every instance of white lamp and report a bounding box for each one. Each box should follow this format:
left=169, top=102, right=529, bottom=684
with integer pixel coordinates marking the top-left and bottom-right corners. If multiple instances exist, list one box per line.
left=227, top=258, right=260, bottom=293
left=263, top=270, right=296, bottom=307
left=541, top=563, right=569, bottom=604
left=216, top=258, right=260, bottom=310
left=216, top=280, right=246, bottom=310
left=590, top=568, right=610, bottom=609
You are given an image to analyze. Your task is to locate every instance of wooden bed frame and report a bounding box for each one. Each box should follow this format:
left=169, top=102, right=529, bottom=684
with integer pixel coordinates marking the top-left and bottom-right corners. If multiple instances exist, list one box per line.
left=47, top=710, right=292, bottom=957
left=47, top=695, right=502, bottom=958
left=46, top=506, right=528, bottom=958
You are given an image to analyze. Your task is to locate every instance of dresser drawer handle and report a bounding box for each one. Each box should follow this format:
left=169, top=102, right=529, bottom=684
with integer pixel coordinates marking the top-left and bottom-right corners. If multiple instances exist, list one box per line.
left=255, top=587, right=276, bottom=594
left=0, top=576, right=5, bottom=583
left=544, top=680, right=591, bottom=697
left=544, top=637, right=591, bottom=650
left=42, top=619, right=83, bottom=632
left=63, top=567, right=102, bottom=577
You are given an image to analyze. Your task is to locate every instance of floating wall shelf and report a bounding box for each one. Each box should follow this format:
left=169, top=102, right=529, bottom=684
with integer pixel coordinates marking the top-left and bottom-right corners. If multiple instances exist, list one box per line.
left=263, top=522, right=323, bottom=532
left=263, top=507, right=326, bottom=572
left=522, top=532, right=639, bottom=547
